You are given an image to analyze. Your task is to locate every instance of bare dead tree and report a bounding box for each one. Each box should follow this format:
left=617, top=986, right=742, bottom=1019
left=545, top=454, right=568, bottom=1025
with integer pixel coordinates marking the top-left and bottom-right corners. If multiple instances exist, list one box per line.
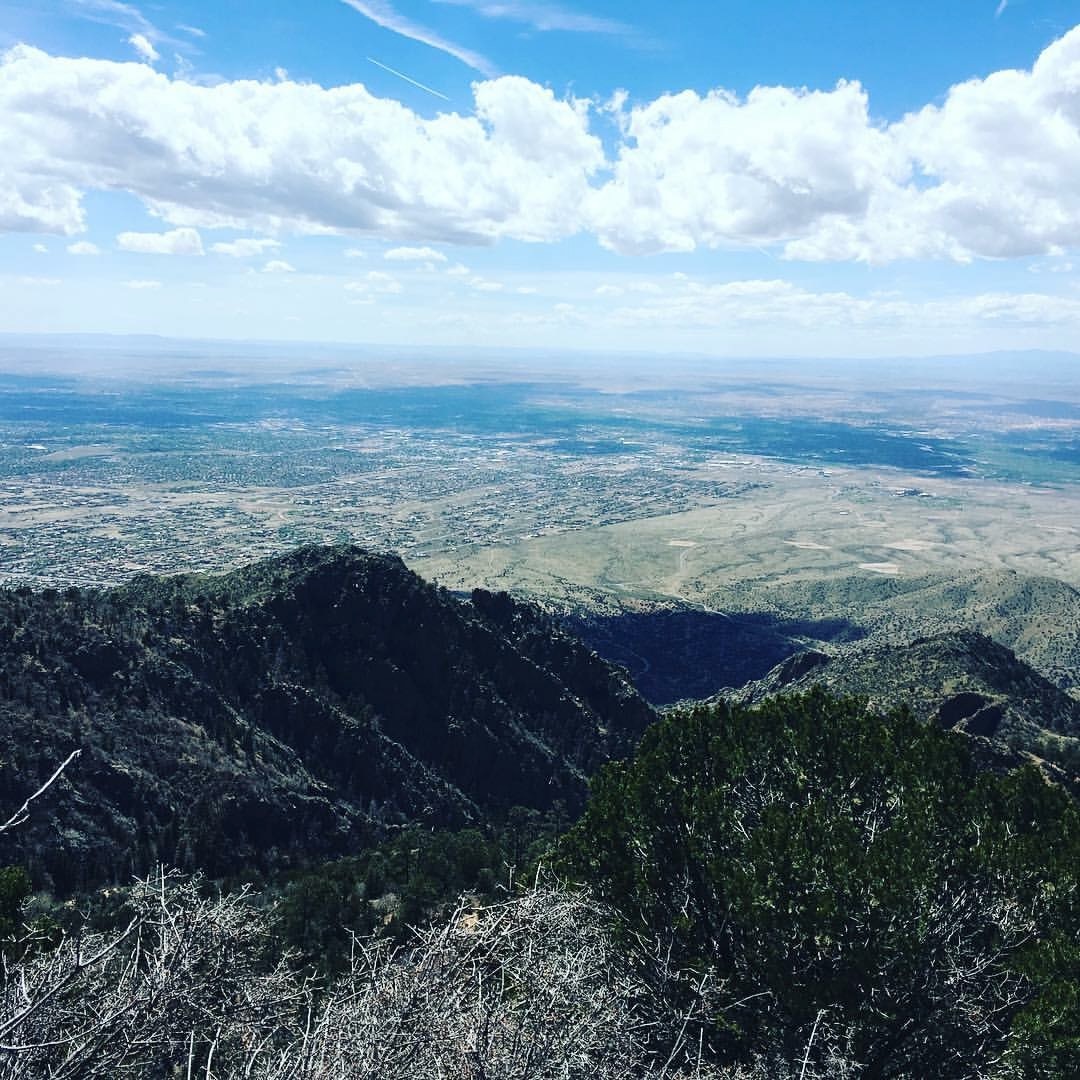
left=0, top=864, right=870, bottom=1080
left=249, top=885, right=657, bottom=1080
left=0, top=869, right=307, bottom=1079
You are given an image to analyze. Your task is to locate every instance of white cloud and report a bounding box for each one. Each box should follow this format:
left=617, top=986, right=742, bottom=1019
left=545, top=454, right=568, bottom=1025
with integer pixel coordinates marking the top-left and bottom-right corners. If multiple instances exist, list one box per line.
left=470, top=276, right=504, bottom=291
left=1029, top=259, right=1074, bottom=274
left=66, top=240, right=100, bottom=255
left=960, top=291, right=1080, bottom=324
left=70, top=0, right=158, bottom=38
left=117, top=227, right=203, bottom=255
left=211, top=237, right=281, bottom=257
left=5, top=27, right=1080, bottom=264
left=603, top=278, right=878, bottom=328
left=876, top=29, right=1080, bottom=261
left=367, top=270, right=402, bottom=291
left=0, top=173, right=85, bottom=235
left=19, top=275, right=61, bottom=286
left=384, top=245, right=447, bottom=261
left=177, top=23, right=206, bottom=38
left=345, top=270, right=403, bottom=294
left=33, top=243, right=48, bottom=253
left=0, top=49, right=600, bottom=245
left=128, top=33, right=159, bottom=63
left=71, top=0, right=185, bottom=52
left=344, top=247, right=368, bottom=258
left=338, top=0, right=496, bottom=76
left=589, top=80, right=904, bottom=256
left=589, top=274, right=1080, bottom=332
left=446, top=263, right=471, bottom=276
left=432, top=0, right=631, bottom=35
left=125, top=278, right=161, bottom=289
left=592, top=25, right=1080, bottom=262
left=263, top=259, right=295, bottom=273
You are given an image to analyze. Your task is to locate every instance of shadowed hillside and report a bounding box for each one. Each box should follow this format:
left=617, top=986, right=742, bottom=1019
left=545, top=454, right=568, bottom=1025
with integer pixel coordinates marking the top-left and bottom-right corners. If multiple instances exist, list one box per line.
left=563, top=605, right=864, bottom=705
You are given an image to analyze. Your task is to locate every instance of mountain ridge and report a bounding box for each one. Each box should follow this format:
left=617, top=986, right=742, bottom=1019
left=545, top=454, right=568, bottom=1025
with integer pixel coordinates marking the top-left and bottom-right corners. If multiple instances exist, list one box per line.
left=729, top=628, right=1080, bottom=784
left=0, top=545, right=654, bottom=893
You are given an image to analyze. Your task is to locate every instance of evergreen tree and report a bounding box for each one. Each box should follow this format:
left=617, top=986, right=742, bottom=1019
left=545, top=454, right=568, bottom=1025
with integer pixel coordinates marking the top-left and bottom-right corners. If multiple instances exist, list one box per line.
left=556, top=690, right=1080, bottom=1077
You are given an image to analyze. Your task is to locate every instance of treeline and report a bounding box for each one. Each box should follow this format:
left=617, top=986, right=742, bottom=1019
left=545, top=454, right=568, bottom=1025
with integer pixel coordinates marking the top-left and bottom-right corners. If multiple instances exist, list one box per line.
left=3, top=690, right=1080, bottom=1076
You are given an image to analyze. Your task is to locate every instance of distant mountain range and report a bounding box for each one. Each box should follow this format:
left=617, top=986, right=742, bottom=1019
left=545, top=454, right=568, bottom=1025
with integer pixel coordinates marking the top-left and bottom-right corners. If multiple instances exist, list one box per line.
left=0, top=546, right=653, bottom=893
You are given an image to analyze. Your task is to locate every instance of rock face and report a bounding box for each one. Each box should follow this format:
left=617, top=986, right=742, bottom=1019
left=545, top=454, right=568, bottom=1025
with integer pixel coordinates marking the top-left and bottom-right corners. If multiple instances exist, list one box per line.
left=732, top=630, right=1080, bottom=783
left=0, top=546, right=655, bottom=893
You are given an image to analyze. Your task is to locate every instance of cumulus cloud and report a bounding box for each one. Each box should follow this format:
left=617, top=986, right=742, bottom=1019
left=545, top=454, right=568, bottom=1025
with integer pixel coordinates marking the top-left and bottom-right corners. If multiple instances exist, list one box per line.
left=128, top=33, right=159, bottom=63
left=125, top=278, right=161, bottom=288
left=0, top=48, right=600, bottom=245
left=262, top=259, right=295, bottom=273
left=384, top=245, right=447, bottom=261
left=117, top=227, right=204, bottom=254
left=589, top=80, right=905, bottom=256
left=211, top=237, right=281, bottom=257
left=881, top=29, right=1080, bottom=261
left=67, top=240, right=100, bottom=255
left=600, top=25, right=1080, bottom=261
left=0, top=173, right=84, bottom=235
left=5, top=27, right=1080, bottom=264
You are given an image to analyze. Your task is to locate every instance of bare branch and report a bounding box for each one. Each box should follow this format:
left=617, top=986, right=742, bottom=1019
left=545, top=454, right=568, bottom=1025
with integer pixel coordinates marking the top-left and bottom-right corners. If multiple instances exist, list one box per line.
left=0, top=750, right=81, bottom=834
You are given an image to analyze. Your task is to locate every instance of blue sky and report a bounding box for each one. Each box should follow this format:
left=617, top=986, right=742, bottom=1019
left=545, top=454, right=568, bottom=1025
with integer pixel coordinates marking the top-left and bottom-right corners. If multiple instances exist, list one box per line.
left=2, top=0, right=1080, bottom=356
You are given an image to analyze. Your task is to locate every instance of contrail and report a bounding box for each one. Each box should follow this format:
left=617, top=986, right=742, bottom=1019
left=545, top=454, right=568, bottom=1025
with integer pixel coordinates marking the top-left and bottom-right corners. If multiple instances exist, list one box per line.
left=366, top=57, right=451, bottom=101
left=995, top=0, right=1008, bottom=17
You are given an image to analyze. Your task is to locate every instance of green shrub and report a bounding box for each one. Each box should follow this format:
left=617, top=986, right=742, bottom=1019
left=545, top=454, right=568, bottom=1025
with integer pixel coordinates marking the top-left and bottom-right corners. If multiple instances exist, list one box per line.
left=556, top=690, right=1080, bottom=1078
